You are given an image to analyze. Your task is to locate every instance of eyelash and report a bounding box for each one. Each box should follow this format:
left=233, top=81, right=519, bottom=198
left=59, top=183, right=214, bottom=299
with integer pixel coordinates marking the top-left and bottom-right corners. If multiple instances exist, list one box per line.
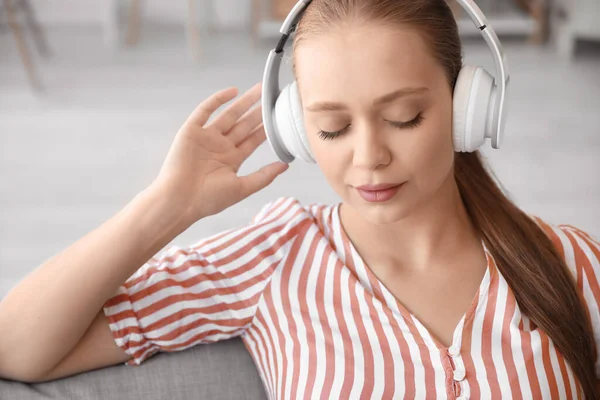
left=317, top=113, right=424, bottom=141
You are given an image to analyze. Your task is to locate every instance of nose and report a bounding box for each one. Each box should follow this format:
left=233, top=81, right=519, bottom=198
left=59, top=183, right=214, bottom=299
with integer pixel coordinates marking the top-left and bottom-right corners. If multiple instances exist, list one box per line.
left=352, top=123, right=391, bottom=170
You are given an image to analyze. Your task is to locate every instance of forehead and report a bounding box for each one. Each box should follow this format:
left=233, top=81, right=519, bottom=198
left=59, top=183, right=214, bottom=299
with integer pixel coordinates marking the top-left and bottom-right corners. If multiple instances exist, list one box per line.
left=294, top=24, right=443, bottom=104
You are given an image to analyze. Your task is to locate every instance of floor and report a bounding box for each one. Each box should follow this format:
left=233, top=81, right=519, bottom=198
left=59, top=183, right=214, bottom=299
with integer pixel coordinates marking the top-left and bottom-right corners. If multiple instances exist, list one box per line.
left=1, top=26, right=599, bottom=299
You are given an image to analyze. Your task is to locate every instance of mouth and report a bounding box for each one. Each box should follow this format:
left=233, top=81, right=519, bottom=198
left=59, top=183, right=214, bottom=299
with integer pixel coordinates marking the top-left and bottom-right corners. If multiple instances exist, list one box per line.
left=354, top=182, right=405, bottom=202
left=355, top=183, right=401, bottom=191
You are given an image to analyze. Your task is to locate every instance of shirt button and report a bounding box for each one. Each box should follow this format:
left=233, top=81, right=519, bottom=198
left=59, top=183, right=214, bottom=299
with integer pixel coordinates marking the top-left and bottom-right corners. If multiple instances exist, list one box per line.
left=453, top=368, right=466, bottom=381
left=448, top=345, right=460, bottom=357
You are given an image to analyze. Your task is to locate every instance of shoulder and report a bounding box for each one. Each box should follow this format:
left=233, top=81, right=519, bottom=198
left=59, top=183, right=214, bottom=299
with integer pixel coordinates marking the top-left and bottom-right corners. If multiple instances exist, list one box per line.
left=251, top=196, right=334, bottom=227
left=248, top=197, right=338, bottom=248
left=531, top=216, right=600, bottom=281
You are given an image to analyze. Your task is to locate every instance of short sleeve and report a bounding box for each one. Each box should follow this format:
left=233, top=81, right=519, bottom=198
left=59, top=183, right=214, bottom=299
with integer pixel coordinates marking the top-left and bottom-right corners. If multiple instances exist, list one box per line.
left=102, top=197, right=307, bottom=366
left=542, top=222, right=600, bottom=377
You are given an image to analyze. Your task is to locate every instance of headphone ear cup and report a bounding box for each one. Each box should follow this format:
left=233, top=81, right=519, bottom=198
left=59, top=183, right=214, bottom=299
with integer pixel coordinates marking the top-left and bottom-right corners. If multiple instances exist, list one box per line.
left=274, top=81, right=316, bottom=163
left=453, top=65, right=494, bottom=152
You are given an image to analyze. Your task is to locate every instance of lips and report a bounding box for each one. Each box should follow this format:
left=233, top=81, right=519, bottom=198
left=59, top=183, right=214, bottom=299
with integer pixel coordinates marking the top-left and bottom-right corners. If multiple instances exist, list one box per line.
left=354, top=182, right=405, bottom=202
left=355, top=183, right=401, bottom=191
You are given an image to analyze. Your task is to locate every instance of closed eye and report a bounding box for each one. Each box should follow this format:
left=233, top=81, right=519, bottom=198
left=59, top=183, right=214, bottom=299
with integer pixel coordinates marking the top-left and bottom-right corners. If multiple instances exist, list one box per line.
left=317, top=125, right=351, bottom=141
left=316, top=113, right=424, bottom=141
left=387, top=112, right=424, bottom=129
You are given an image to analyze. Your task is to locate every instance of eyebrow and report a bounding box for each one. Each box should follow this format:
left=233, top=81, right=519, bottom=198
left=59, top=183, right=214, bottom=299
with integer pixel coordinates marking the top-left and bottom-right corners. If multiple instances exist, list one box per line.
left=305, top=87, right=429, bottom=112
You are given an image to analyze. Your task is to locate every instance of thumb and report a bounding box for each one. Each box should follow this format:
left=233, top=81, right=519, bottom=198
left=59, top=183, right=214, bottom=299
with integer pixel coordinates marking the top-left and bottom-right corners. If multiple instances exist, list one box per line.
left=238, top=162, right=289, bottom=199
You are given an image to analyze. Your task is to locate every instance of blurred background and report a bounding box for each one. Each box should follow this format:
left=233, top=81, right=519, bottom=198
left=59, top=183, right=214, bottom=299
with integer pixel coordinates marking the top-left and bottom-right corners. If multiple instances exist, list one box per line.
left=0, top=0, right=599, bottom=299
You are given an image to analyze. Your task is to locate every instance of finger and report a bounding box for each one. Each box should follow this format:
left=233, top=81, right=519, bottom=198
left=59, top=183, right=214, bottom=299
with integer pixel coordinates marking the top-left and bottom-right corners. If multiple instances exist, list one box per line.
left=207, top=82, right=262, bottom=133
left=238, top=162, right=289, bottom=199
left=226, top=104, right=263, bottom=146
left=185, top=87, right=239, bottom=129
left=236, top=123, right=267, bottom=162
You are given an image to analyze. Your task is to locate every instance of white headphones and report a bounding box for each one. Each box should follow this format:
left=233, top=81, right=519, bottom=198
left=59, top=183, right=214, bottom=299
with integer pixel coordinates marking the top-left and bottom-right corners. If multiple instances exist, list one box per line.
left=262, top=0, right=510, bottom=164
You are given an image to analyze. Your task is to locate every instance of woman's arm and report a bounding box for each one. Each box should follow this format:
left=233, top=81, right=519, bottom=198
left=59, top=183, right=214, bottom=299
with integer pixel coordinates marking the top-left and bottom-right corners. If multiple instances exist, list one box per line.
left=0, top=186, right=186, bottom=381
left=0, top=83, right=287, bottom=382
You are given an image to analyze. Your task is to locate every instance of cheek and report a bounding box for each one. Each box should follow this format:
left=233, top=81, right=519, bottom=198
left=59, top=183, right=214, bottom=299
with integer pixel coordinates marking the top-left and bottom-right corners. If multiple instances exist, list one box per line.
left=309, top=138, right=353, bottom=196
left=409, top=111, right=455, bottom=187
left=309, top=136, right=339, bottom=174
left=319, top=148, right=347, bottom=181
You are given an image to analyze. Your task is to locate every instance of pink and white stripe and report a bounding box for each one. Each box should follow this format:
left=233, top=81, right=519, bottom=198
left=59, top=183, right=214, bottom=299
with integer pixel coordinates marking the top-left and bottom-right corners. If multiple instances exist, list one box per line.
left=103, top=197, right=599, bottom=399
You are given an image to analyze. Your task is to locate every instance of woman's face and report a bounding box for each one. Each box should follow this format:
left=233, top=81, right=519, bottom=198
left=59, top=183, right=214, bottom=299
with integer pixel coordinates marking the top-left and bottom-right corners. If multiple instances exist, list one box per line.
left=295, top=23, right=456, bottom=224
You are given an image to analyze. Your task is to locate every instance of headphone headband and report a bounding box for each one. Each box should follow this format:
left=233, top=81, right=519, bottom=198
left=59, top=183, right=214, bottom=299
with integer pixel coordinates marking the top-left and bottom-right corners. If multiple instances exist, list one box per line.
left=262, top=0, right=509, bottom=163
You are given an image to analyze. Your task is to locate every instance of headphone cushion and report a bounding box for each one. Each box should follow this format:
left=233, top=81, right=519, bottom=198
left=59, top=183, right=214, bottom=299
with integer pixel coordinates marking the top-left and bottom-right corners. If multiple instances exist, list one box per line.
left=453, top=65, right=494, bottom=152
left=274, top=83, right=299, bottom=158
left=288, top=82, right=308, bottom=139
left=274, top=81, right=315, bottom=163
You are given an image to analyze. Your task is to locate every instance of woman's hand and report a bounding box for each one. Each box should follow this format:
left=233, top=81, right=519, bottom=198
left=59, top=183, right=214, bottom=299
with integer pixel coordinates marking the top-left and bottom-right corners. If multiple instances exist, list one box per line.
left=151, top=83, right=289, bottom=225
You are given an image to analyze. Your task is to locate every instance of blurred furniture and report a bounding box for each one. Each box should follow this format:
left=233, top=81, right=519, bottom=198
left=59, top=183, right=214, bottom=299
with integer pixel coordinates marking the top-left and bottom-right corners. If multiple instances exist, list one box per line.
left=511, top=0, right=549, bottom=43
left=251, top=0, right=540, bottom=41
left=103, top=0, right=214, bottom=61
left=0, top=337, right=269, bottom=400
left=0, top=0, right=49, bottom=90
left=270, top=0, right=296, bottom=20
left=553, top=0, right=600, bottom=59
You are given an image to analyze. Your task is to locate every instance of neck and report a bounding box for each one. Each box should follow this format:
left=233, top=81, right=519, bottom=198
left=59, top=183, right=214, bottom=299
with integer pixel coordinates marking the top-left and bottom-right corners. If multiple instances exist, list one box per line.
left=339, top=170, right=481, bottom=273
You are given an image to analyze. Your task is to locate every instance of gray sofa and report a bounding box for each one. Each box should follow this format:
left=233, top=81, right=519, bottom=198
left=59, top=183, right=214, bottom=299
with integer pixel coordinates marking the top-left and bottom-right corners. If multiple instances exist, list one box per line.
left=0, top=337, right=268, bottom=400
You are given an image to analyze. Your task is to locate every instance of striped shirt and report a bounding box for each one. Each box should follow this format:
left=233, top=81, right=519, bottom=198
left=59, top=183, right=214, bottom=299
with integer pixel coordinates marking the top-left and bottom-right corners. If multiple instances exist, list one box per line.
left=103, top=197, right=600, bottom=399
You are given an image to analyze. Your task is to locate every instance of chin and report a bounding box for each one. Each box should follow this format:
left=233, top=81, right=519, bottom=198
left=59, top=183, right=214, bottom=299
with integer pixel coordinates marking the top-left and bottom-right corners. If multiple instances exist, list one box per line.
left=350, top=196, right=412, bottom=225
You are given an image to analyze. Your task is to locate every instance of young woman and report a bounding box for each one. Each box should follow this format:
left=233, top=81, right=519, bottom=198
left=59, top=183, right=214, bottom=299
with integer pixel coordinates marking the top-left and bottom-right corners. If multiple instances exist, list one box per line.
left=1, top=0, right=598, bottom=398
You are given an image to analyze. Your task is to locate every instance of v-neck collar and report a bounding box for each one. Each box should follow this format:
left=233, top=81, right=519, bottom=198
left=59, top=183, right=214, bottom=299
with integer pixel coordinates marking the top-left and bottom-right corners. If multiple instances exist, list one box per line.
left=332, top=201, right=494, bottom=352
